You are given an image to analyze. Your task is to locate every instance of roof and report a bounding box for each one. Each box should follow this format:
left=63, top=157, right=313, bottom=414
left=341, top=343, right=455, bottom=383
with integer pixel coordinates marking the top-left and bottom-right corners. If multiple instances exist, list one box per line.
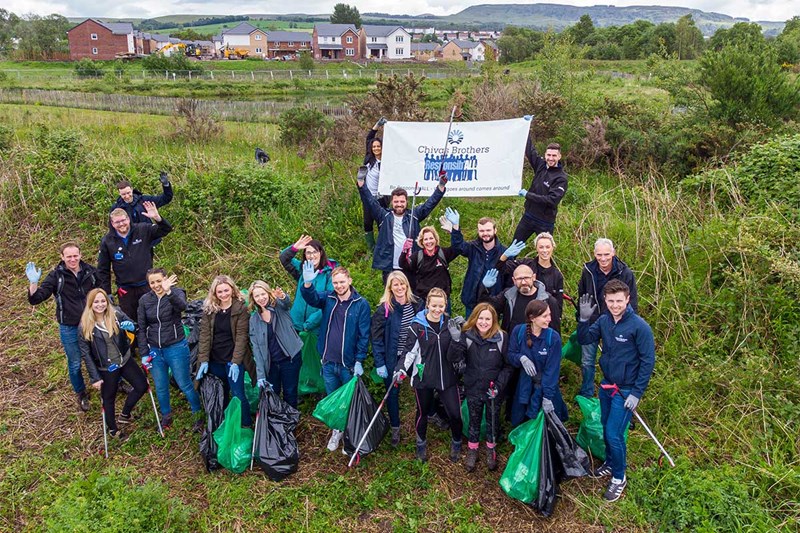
left=366, top=43, right=388, bottom=49
left=451, top=39, right=481, bottom=49
left=265, top=31, right=311, bottom=42
left=484, top=40, right=498, bottom=50
left=318, top=43, right=343, bottom=50
left=411, top=43, right=439, bottom=52
left=149, top=33, right=172, bottom=42
left=360, top=25, right=404, bottom=37
left=69, top=19, right=134, bottom=35
left=315, top=23, right=357, bottom=37
left=223, top=22, right=263, bottom=35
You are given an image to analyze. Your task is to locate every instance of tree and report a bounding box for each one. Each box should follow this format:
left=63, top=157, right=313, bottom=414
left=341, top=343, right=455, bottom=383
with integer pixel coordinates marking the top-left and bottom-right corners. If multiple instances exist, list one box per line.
left=15, top=14, right=70, bottom=59
left=0, top=9, right=20, bottom=56
left=496, top=25, right=544, bottom=64
left=172, top=28, right=212, bottom=41
left=298, top=50, right=314, bottom=70
left=674, top=15, right=704, bottom=59
left=330, top=4, right=361, bottom=28
left=567, top=14, right=595, bottom=46
left=709, top=22, right=764, bottom=52
left=775, top=16, right=800, bottom=64
left=420, top=33, right=442, bottom=44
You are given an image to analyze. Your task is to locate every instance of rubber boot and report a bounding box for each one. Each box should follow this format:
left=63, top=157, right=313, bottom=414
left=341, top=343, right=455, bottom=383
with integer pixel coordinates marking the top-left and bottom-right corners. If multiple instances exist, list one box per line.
left=364, top=232, right=376, bottom=252
left=415, top=438, right=427, bottom=463
left=486, top=445, right=498, bottom=471
left=449, top=439, right=462, bottom=463
left=465, top=446, right=478, bottom=472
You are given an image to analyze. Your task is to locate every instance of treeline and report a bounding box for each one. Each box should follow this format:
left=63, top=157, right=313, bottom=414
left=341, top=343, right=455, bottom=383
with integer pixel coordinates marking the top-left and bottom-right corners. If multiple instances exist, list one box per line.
left=138, top=15, right=249, bottom=31
left=498, top=15, right=800, bottom=64
left=0, top=9, right=70, bottom=59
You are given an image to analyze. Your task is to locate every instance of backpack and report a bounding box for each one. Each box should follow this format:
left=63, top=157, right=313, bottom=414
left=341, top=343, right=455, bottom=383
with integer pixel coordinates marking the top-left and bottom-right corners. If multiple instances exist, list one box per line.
left=415, top=248, right=448, bottom=269
left=465, top=331, right=504, bottom=352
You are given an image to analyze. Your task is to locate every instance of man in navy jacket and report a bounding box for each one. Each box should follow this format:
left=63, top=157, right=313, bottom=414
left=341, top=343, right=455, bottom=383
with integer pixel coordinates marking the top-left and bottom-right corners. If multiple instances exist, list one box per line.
left=578, top=279, right=655, bottom=502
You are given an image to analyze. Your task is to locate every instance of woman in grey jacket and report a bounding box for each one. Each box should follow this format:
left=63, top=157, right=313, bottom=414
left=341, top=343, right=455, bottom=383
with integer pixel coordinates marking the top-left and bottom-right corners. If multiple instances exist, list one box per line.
left=248, top=280, right=304, bottom=408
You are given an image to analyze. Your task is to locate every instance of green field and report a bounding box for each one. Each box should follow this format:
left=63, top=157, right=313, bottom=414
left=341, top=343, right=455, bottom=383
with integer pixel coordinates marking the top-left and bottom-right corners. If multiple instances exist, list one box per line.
left=156, top=19, right=315, bottom=36
left=0, top=55, right=798, bottom=531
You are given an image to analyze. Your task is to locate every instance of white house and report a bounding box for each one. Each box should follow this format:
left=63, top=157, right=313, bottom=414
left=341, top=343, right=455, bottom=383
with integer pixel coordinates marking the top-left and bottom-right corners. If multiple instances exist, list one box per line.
left=359, top=25, right=412, bottom=60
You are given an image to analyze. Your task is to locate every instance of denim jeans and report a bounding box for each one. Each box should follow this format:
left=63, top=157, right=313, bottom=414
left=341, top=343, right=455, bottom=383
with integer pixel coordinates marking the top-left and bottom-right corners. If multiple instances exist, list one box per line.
left=149, top=339, right=202, bottom=416
left=579, top=340, right=600, bottom=398
left=322, top=361, right=353, bottom=396
left=208, top=361, right=252, bottom=426
left=267, top=355, right=302, bottom=409
left=59, top=324, right=86, bottom=394
left=599, top=381, right=633, bottom=480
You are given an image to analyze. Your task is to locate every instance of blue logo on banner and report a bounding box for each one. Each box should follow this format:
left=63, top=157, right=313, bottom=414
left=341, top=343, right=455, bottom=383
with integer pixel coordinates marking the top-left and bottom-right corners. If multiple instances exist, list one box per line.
left=448, top=130, right=464, bottom=145
left=423, top=153, right=478, bottom=182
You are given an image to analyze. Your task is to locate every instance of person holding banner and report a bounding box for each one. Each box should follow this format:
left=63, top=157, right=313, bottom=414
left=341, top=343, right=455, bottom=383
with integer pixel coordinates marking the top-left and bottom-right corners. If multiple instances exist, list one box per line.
left=513, top=119, right=568, bottom=243
left=357, top=171, right=447, bottom=284
left=362, top=118, right=390, bottom=251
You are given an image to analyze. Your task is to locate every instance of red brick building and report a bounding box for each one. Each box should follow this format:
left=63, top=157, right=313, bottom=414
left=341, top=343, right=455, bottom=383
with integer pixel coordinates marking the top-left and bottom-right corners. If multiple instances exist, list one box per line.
left=67, top=19, right=135, bottom=60
left=312, top=23, right=360, bottom=60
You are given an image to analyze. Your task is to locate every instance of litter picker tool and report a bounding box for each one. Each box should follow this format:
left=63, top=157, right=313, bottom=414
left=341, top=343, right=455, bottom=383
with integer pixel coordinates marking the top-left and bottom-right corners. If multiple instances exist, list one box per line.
left=489, top=380, right=497, bottom=465
left=437, top=106, right=458, bottom=178
left=101, top=395, right=109, bottom=459
left=142, top=364, right=165, bottom=438
left=348, top=374, right=399, bottom=468
left=632, top=409, right=675, bottom=467
left=250, top=389, right=263, bottom=471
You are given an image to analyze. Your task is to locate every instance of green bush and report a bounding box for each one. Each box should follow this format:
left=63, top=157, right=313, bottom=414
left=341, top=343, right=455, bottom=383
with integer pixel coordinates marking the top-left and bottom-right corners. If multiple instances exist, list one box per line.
left=277, top=106, right=332, bottom=147
left=32, top=125, right=85, bottom=163
left=74, top=58, right=103, bottom=79
left=0, top=124, right=12, bottom=151
left=141, top=53, right=204, bottom=74
left=44, top=471, right=193, bottom=532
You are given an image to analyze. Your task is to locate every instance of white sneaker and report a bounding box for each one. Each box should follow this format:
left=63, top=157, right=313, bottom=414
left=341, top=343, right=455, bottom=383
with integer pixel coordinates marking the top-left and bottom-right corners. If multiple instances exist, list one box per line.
left=326, top=429, right=343, bottom=451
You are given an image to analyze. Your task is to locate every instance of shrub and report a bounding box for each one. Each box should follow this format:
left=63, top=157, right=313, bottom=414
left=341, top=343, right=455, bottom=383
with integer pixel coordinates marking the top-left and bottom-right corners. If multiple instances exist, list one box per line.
left=298, top=50, right=314, bottom=71
left=32, top=126, right=84, bottom=163
left=170, top=99, right=222, bottom=143
left=74, top=57, right=103, bottom=79
left=141, top=53, right=204, bottom=74
left=0, top=124, right=12, bottom=151
left=277, top=106, right=332, bottom=147
left=44, top=471, right=193, bottom=532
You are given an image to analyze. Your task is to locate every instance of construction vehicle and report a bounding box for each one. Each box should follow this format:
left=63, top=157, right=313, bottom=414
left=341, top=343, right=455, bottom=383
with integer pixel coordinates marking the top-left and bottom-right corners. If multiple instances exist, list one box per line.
left=157, top=42, right=186, bottom=57
left=222, top=46, right=250, bottom=60
left=185, top=43, right=202, bottom=58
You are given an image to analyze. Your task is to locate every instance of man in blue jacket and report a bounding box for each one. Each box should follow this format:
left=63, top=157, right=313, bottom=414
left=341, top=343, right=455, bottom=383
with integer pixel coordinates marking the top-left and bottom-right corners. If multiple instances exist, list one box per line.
left=357, top=171, right=447, bottom=283
left=577, top=279, right=655, bottom=502
left=301, top=264, right=371, bottom=453
left=577, top=238, right=638, bottom=398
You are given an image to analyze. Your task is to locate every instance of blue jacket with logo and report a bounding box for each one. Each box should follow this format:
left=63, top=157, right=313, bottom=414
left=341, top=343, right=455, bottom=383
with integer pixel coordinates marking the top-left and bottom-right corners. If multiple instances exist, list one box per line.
left=508, top=324, right=564, bottom=420
left=450, top=228, right=506, bottom=310
left=300, top=284, right=371, bottom=370
left=577, top=305, right=655, bottom=399
left=359, top=184, right=445, bottom=272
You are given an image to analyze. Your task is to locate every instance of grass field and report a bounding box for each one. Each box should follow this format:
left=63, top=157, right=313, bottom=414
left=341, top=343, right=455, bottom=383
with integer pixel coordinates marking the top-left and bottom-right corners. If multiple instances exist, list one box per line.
left=156, top=20, right=315, bottom=36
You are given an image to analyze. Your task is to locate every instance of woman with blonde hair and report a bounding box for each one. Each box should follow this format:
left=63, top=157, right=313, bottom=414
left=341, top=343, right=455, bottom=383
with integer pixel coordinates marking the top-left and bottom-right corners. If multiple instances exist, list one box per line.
left=447, top=302, right=512, bottom=472
left=371, top=271, right=418, bottom=446
left=195, top=275, right=256, bottom=426
left=79, top=288, right=148, bottom=441
left=248, top=280, right=303, bottom=409
left=399, top=225, right=459, bottom=305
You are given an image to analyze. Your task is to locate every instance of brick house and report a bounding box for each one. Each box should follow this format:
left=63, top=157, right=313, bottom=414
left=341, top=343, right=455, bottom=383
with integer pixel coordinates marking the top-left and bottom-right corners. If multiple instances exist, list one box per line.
left=264, top=31, right=312, bottom=59
left=312, top=23, right=360, bottom=60
left=221, top=22, right=270, bottom=58
left=67, top=19, right=135, bottom=60
left=411, top=42, right=440, bottom=61
left=440, top=39, right=485, bottom=61
left=359, top=25, right=411, bottom=60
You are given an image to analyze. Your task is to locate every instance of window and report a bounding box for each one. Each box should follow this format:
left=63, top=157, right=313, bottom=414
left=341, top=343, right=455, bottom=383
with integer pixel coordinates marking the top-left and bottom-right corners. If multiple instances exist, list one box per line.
left=255, top=34, right=262, bottom=40
left=90, top=33, right=98, bottom=40
left=256, top=47, right=262, bottom=53
left=396, top=36, right=404, bottom=42
left=346, top=36, right=353, bottom=43
left=371, top=37, right=377, bottom=42
left=288, top=41, right=294, bottom=46
left=396, top=48, right=403, bottom=55
left=92, top=47, right=98, bottom=55
left=345, top=48, right=354, bottom=56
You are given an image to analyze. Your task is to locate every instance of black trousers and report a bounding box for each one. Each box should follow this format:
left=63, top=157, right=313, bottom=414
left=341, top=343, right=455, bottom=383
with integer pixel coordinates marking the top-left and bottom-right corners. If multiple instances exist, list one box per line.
left=99, top=357, right=148, bottom=432
left=414, top=385, right=462, bottom=444
left=466, top=396, right=502, bottom=444
left=117, top=284, right=150, bottom=323
left=512, top=213, right=555, bottom=244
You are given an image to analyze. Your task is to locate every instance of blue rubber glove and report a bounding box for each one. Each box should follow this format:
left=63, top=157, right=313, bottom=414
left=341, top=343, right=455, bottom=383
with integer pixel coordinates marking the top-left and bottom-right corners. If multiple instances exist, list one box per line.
left=228, top=363, right=240, bottom=383
left=376, top=365, right=388, bottom=379
left=542, top=397, right=555, bottom=414
left=523, top=115, right=533, bottom=121
left=302, top=260, right=318, bottom=285
left=195, top=361, right=208, bottom=380
left=141, top=356, right=153, bottom=370
left=257, top=378, right=272, bottom=390
left=624, top=394, right=640, bottom=411
left=518, top=189, right=528, bottom=197
left=482, top=268, right=499, bottom=289
left=119, top=320, right=135, bottom=332
left=504, top=239, right=527, bottom=259
left=353, top=361, right=364, bottom=377
left=25, top=262, right=42, bottom=284
left=444, top=206, right=460, bottom=226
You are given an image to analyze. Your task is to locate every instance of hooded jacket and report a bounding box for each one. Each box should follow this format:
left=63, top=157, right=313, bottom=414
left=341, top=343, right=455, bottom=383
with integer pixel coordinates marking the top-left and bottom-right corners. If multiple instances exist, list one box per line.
left=249, top=295, right=304, bottom=382
left=496, top=255, right=564, bottom=333
left=359, top=184, right=445, bottom=272
left=478, top=281, right=551, bottom=334
left=136, top=288, right=187, bottom=354
left=97, top=219, right=172, bottom=292
left=577, top=256, right=638, bottom=324
left=508, top=323, right=565, bottom=420
left=397, top=310, right=456, bottom=391
left=577, top=305, right=655, bottom=399
left=279, top=244, right=337, bottom=332
left=521, top=136, right=568, bottom=224
left=28, top=260, right=99, bottom=326
left=197, top=299, right=256, bottom=381
left=300, top=285, right=371, bottom=370
left=79, top=308, right=133, bottom=382
left=370, top=298, right=417, bottom=372
left=450, top=228, right=506, bottom=310
left=448, top=329, right=513, bottom=400
left=109, top=183, right=173, bottom=225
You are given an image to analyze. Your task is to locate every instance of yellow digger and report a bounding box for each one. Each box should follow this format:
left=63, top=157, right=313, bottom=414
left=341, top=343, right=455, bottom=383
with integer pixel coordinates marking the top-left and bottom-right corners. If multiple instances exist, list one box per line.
left=222, top=46, right=249, bottom=60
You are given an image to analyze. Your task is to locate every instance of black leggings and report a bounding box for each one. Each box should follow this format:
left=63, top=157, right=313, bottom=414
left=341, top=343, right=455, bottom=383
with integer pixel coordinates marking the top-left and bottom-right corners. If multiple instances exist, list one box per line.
left=100, top=357, right=148, bottom=432
left=466, top=396, right=502, bottom=445
left=362, top=195, right=389, bottom=232
left=414, top=385, right=462, bottom=443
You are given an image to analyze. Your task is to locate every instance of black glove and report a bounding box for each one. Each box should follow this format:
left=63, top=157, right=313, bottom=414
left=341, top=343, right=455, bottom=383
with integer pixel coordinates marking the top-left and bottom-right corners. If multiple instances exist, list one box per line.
left=159, top=171, right=170, bottom=186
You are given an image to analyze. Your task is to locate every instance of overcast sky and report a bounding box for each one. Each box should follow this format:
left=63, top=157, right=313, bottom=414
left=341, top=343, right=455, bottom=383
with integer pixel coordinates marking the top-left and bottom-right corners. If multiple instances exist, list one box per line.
left=4, top=0, right=795, bottom=24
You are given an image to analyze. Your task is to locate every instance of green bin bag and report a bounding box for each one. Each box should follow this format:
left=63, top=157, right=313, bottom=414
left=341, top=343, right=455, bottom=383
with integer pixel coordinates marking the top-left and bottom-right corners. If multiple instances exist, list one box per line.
left=213, top=397, right=254, bottom=474
left=243, top=372, right=260, bottom=414
left=574, top=395, right=628, bottom=462
left=370, top=366, right=384, bottom=386
left=499, top=411, right=546, bottom=504
left=312, top=375, right=358, bottom=430
left=562, top=331, right=582, bottom=366
left=460, top=399, right=487, bottom=440
left=298, top=331, right=325, bottom=395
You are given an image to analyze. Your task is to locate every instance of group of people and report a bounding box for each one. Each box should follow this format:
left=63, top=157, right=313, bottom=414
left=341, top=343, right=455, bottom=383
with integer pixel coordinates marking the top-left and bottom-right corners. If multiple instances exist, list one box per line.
left=25, top=116, right=655, bottom=504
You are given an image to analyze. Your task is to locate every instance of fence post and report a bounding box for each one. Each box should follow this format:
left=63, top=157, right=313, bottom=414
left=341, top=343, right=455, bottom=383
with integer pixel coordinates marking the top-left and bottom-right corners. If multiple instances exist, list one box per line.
left=270, top=71, right=274, bottom=80
left=232, top=71, right=235, bottom=79
left=251, top=71, right=255, bottom=80
left=326, top=70, right=329, bottom=79
left=289, top=70, right=293, bottom=79
left=210, top=70, right=214, bottom=80
left=359, top=69, right=362, bottom=77
left=143, top=70, right=146, bottom=79
left=189, top=71, right=192, bottom=80
left=165, top=70, right=168, bottom=80
left=308, top=70, right=311, bottom=78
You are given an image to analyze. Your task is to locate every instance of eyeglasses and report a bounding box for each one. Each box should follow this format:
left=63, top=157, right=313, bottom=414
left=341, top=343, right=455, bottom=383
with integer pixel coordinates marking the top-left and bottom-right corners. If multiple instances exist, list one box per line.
left=514, top=276, right=533, bottom=282
left=305, top=250, right=320, bottom=256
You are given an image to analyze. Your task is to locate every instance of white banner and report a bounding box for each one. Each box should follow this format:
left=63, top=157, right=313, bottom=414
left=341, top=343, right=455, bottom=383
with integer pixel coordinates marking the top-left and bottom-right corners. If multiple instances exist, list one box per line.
left=378, top=117, right=529, bottom=197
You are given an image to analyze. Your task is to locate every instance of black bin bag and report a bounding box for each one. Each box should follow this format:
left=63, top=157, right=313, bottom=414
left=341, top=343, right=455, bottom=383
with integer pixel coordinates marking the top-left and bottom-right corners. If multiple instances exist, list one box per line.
left=254, top=389, right=301, bottom=481
left=199, top=374, right=225, bottom=472
left=343, top=377, right=389, bottom=460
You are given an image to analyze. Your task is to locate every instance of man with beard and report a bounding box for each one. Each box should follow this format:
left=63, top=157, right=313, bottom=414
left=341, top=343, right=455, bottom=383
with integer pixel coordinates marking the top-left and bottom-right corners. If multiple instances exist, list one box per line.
left=448, top=212, right=507, bottom=318
left=358, top=171, right=447, bottom=283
